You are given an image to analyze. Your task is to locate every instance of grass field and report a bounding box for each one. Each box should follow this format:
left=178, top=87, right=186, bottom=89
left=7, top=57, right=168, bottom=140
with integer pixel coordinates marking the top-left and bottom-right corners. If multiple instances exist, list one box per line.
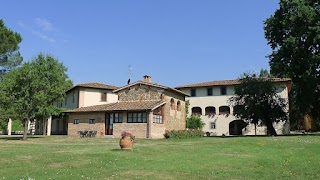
left=1, top=135, right=320, bottom=180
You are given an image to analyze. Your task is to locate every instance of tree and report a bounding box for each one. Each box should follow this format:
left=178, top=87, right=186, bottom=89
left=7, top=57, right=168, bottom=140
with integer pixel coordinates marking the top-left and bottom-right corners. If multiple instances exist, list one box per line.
left=240, top=68, right=274, bottom=79
left=229, top=74, right=288, bottom=136
left=0, top=53, right=72, bottom=140
left=185, top=100, right=204, bottom=129
left=0, top=19, right=23, bottom=75
left=264, top=0, right=320, bottom=128
left=186, top=115, right=205, bottom=129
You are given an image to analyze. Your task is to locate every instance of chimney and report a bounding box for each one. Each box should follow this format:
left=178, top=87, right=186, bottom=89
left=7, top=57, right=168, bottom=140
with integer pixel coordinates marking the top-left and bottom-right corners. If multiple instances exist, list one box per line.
left=143, top=75, right=152, bottom=83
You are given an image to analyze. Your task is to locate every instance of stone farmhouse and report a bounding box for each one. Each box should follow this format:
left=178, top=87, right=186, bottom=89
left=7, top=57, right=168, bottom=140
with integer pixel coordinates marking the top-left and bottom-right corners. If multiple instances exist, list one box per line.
left=63, top=75, right=188, bottom=138
left=176, top=78, right=292, bottom=136
left=3, top=75, right=293, bottom=138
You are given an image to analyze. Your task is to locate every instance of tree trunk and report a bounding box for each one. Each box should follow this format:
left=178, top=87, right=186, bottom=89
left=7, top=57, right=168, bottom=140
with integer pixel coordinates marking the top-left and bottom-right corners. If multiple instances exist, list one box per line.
left=266, top=122, right=277, bottom=136
left=43, top=118, right=47, bottom=136
left=254, top=123, right=257, bottom=135
left=22, top=119, right=29, bottom=141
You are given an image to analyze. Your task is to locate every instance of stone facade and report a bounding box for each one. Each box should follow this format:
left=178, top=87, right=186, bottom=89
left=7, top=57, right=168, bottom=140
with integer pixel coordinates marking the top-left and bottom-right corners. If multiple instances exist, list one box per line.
left=68, top=112, right=105, bottom=137
left=113, top=123, right=148, bottom=138
left=150, top=123, right=166, bottom=138
left=66, top=82, right=187, bottom=138
left=118, top=85, right=163, bottom=101
left=117, top=84, right=186, bottom=132
left=163, top=91, right=186, bottom=131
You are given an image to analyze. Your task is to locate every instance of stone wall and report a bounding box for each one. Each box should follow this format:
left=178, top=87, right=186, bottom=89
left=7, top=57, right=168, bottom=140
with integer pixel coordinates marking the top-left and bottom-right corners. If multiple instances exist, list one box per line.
left=163, top=91, right=186, bottom=131
left=67, top=112, right=105, bottom=137
left=118, top=85, right=163, bottom=101
left=150, top=123, right=166, bottom=138
left=113, top=123, right=148, bottom=138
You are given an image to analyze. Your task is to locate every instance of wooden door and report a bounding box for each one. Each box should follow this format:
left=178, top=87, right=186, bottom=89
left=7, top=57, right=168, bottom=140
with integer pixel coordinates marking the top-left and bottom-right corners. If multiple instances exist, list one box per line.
left=105, top=113, right=113, bottom=135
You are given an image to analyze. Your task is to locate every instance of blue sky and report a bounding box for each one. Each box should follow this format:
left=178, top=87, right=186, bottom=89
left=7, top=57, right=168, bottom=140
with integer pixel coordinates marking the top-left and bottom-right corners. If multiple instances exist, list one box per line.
left=2, top=0, right=279, bottom=87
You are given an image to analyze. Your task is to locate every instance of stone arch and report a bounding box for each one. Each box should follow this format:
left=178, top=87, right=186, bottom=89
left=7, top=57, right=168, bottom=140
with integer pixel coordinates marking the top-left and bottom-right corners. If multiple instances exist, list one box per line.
left=229, top=120, right=247, bottom=135
left=177, top=101, right=181, bottom=111
left=205, top=106, right=216, bottom=116
left=219, top=106, right=230, bottom=115
left=170, top=98, right=175, bottom=110
left=191, top=107, right=202, bottom=116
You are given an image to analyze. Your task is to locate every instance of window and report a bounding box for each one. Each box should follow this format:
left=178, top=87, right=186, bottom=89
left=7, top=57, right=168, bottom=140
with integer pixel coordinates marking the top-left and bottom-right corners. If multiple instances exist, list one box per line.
left=191, top=89, right=196, bottom=97
left=89, top=119, right=96, bottom=124
left=101, top=92, right=107, bottom=101
left=205, top=106, right=216, bottom=116
left=191, top=107, right=202, bottom=116
left=128, top=112, right=147, bottom=123
left=107, top=113, right=123, bottom=124
left=73, top=119, right=80, bottom=124
left=65, top=97, right=67, bottom=105
left=153, top=115, right=162, bottom=123
left=210, top=122, right=216, bottom=129
left=170, top=98, right=175, bottom=110
left=219, top=106, right=230, bottom=115
left=113, top=113, right=123, bottom=123
left=153, top=108, right=163, bottom=123
left=177, top=101, right=181, bottom=111
left=220, top=87, right=227, bottom=95
left=207, top=88, right=213, bottom=96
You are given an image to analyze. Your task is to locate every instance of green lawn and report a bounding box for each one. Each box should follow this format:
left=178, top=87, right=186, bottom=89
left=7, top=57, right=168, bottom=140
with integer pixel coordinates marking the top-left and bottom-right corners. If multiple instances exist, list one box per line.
left=1, top=135, right=320, bottom=180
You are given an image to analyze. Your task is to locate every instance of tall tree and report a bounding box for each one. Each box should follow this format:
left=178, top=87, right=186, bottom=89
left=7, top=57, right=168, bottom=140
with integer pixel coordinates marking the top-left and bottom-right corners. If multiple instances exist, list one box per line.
left=229, top=74, right=288, bottom=136
left=264, top=0, right=320, bottom=128
left=0, top=53, right=72, bottom=140
left=0, top=19, right=23, bottom=75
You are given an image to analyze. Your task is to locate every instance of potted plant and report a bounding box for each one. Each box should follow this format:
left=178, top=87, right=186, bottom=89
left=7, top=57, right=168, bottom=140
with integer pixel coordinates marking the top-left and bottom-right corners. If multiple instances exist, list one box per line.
left=119, top=131, right=134, bottom=150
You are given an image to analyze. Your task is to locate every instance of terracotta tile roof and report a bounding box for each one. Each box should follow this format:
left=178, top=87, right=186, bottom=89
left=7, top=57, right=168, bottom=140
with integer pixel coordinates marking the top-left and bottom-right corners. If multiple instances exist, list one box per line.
left=66, top=82, right=118, bottom=92
left=114, top=81, right=190, bottom=97
left=176, top=78, right=292, bottom=89
left=76, top=82, right=118, bottom=90
left=65, top=100, right=166, bottom=113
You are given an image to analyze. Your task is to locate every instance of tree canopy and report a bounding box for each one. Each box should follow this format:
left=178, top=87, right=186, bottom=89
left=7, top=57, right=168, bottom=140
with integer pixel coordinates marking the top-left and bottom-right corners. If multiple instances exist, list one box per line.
left=0, top=53, right=72, bottom=140
left=229, top=74, right=288, bottom=135
left=264, top=0, right=320, bottom=127
left=0, top=19, right=23, bottom=75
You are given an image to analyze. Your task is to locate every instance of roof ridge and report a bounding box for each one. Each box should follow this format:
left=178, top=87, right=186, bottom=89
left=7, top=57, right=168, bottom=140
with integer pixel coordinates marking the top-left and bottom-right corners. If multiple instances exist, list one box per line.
left=176, top=78, right=291, bottom=89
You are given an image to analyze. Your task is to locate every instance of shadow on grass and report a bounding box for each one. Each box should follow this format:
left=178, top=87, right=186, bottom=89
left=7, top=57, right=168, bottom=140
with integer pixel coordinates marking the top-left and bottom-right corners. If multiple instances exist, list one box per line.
left=111, top=149, right=122, bottom=151
left=205, top=133, right=320, bottom=138
left=0, top=136, right=43, bottom=141
left=111, top=149, right=134, bottom=152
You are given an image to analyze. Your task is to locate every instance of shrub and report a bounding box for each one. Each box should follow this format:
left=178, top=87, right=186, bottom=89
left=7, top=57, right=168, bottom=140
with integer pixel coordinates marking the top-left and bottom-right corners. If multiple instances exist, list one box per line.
left=0, top=119, right=24, bottom=132
left=164, top=129, right=203, bottom=139
left=186, top=115, right=205, bottom=129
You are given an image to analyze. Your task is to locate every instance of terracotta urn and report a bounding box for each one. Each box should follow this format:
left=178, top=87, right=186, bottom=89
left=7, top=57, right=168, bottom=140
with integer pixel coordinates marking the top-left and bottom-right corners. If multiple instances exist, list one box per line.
left=120, top=135, right=133, bottom=150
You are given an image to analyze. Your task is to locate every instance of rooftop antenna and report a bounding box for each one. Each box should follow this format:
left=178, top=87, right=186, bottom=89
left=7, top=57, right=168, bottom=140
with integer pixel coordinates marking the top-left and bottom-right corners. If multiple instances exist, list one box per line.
left=127, top=65, right=133, bottom=85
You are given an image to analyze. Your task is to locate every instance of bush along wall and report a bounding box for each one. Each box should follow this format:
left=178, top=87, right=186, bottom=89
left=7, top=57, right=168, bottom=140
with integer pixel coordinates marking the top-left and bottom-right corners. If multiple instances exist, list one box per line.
left=164, top=129, right=203, bottom=139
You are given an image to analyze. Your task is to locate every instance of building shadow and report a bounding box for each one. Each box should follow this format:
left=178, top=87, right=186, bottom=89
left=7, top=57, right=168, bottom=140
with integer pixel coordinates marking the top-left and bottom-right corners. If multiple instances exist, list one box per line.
left=0, top=136, right=43, bottom=141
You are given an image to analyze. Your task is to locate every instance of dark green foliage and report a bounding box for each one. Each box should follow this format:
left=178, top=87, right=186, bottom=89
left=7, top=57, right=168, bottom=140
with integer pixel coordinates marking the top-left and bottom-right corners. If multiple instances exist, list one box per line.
left=229, top=75, right=288, bottom=135
left=185, top=100, right=190, bottom=116
left=164, top=129, right=203, bottom=139
left=186, top=115, right=205, bottom=129
left=0, top=53, right=72, bottom=140
left=264, top=0, right=320, bottom=127
left=0, top=120, right=23, bottom=132
left=240, top=68, right=273, bottom=79
left=0, top=19, right=23, bottom=75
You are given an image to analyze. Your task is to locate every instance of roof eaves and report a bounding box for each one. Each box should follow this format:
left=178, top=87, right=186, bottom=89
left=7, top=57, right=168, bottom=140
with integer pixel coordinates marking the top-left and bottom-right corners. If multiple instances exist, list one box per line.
left=151, top=101, right=167, bottom=111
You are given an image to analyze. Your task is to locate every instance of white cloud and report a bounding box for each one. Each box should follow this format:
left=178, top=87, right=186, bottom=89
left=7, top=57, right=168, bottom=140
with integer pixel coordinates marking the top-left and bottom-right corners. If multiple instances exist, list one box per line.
left=17, top=21, right=56, bottom=43
left=35, top=18, right=53, bottom=31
